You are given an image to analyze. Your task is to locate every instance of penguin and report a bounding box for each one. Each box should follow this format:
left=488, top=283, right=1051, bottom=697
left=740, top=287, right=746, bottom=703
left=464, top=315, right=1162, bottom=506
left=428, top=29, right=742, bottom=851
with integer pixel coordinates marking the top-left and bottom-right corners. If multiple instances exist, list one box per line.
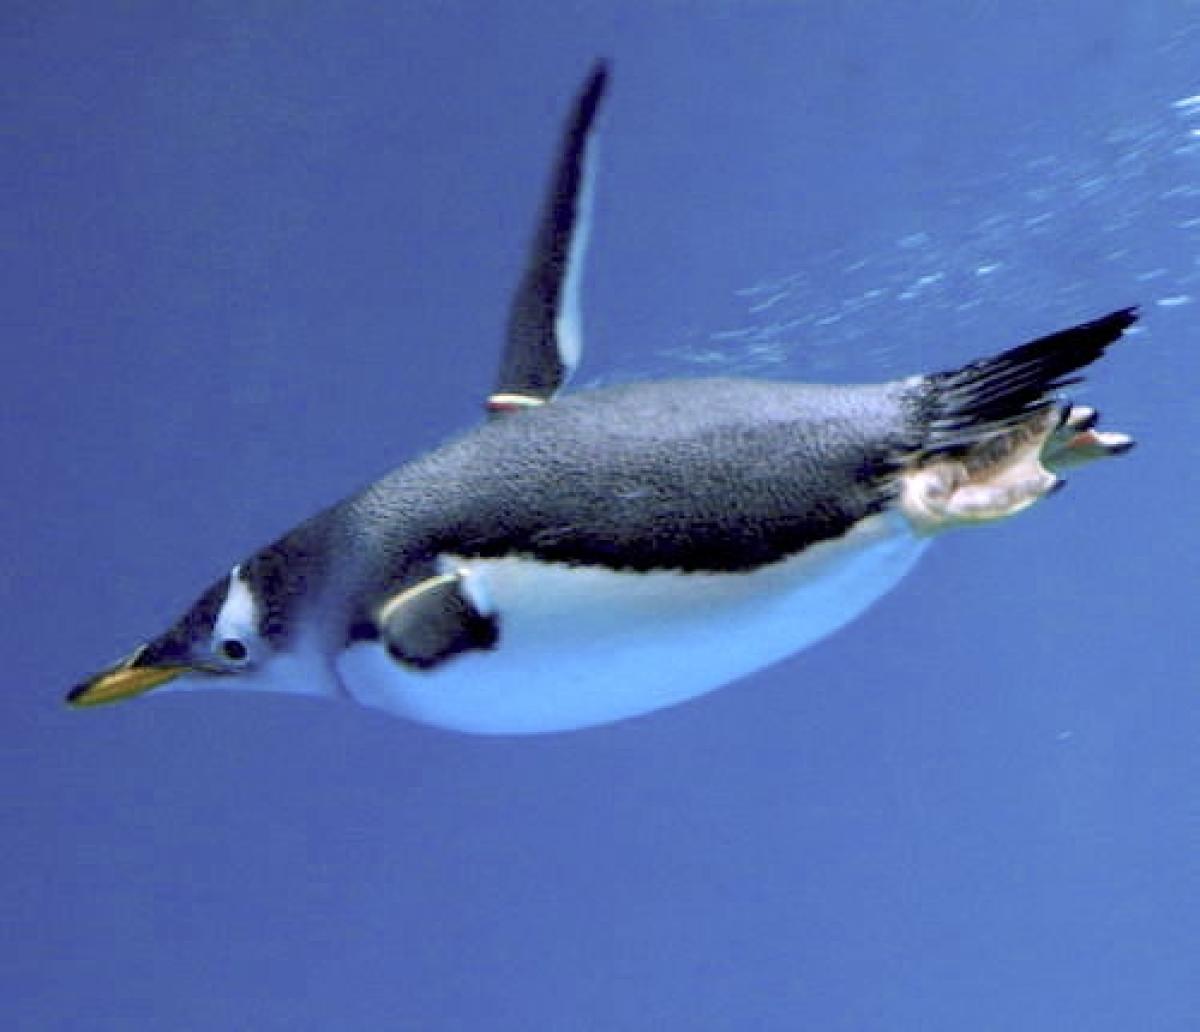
left=68, top=63, right=1138, bottom=734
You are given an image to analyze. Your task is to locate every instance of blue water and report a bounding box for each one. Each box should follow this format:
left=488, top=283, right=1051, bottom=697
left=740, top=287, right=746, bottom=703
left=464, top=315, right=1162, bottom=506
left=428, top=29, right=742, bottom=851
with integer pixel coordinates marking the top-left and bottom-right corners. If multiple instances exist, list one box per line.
left=6, top=4, right=1199, bottom=1029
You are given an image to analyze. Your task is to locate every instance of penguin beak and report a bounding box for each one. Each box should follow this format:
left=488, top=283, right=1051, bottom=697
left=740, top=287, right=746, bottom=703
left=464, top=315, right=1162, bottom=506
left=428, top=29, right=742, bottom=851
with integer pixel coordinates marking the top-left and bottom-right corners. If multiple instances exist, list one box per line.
left=66, top=649, right=188, bottom=708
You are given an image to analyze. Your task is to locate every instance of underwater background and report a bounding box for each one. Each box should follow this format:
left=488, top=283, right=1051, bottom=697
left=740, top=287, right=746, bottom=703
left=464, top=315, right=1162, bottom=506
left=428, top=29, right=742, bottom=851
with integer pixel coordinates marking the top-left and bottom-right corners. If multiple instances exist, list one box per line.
left=5, top=2, right=1199, bottom=1029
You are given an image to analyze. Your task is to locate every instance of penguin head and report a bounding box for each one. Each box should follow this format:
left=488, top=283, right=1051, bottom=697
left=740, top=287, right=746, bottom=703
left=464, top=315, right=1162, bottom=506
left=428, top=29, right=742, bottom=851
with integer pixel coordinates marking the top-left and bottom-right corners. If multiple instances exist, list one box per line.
left=67, top=562, right=327, bottom=708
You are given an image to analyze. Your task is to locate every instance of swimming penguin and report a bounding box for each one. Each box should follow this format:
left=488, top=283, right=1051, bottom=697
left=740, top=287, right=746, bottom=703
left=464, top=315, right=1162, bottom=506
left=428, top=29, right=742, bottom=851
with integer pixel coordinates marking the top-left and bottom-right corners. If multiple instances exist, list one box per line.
left=69, top=64, right=1138, bottom=733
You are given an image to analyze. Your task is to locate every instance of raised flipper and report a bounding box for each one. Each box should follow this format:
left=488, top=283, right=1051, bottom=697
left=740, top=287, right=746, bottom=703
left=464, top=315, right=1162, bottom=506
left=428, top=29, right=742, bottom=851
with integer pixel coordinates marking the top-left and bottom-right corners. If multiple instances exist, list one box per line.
left=488, top=62, right=609, bottom=415
left=901, top=307, right=1138, bottom=532
left=378, top=568, right=498, bottom=670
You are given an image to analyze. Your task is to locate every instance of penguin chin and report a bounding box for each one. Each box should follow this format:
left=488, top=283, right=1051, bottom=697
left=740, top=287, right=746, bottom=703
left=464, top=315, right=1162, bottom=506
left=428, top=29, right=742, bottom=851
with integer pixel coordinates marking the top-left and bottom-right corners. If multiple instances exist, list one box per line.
left=156, top=649, right=343, bottom=702
left=147, top=669, right=224, bottom=696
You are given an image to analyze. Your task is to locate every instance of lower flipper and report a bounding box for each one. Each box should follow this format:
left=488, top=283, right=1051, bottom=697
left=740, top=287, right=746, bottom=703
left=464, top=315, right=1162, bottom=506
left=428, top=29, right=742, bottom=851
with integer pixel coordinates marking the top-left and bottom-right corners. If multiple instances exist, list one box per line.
left=378, top=569, right=498, bottom=670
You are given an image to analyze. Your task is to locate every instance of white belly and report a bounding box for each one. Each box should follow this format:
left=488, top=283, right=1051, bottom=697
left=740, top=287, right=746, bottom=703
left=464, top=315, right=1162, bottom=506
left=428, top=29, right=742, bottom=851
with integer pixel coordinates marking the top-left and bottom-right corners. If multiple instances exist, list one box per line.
left=336, top=511, right=930, bottom=734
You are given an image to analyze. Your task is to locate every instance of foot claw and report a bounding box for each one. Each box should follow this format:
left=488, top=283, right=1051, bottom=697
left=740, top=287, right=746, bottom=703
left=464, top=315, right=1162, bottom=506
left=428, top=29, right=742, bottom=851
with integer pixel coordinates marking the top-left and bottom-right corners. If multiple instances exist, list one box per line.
left=1044, top=424, right=1136, bottom=470
left=1061, top=404, right=1099, bottom=432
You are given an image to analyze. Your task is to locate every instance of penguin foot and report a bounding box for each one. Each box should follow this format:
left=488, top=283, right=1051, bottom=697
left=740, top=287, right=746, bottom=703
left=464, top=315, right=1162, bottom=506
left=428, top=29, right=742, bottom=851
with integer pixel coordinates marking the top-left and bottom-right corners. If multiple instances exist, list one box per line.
left=1041, top=404, right=1135, bottom=471
left=900, top=407, right=1061, bottom=532
left=900, top=402, right=1134, bottom=533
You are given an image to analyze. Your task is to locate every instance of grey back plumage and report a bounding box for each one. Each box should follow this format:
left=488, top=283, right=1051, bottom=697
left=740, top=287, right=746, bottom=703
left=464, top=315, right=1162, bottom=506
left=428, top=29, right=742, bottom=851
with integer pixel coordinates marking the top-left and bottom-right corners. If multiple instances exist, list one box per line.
left=336, top=377, right=920, bottom=601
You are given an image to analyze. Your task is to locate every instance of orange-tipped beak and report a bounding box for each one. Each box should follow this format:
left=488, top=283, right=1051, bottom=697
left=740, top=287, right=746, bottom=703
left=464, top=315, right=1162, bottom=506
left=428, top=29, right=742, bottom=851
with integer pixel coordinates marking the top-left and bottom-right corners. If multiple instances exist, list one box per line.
left=66, top=659, right=188, bottom=708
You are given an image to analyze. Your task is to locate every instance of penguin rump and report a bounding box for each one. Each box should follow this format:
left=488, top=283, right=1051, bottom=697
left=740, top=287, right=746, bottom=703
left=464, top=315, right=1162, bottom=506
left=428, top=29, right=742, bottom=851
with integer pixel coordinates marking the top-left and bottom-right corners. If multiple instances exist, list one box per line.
left=69, top=63, right=1138, bottom=734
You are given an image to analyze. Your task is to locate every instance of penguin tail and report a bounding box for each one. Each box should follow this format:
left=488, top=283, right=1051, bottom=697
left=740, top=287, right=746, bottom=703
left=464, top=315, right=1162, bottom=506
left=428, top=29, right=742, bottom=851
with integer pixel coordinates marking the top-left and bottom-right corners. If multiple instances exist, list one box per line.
left=899, top=307, right=1138, bottom=532
left=921, top=307, right=1137, bottom=450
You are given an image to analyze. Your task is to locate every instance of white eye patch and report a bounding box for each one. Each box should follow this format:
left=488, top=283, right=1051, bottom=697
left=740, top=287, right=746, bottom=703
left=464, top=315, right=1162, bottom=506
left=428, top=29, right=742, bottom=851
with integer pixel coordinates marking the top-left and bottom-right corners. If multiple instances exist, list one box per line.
left=213, top=565, right=259, bottom=649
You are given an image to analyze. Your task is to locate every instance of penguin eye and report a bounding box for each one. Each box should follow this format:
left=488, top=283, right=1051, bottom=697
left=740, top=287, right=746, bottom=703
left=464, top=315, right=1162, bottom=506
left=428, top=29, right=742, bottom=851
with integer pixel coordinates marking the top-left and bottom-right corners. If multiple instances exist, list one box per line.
left=218, top=638, right=250, bottom=663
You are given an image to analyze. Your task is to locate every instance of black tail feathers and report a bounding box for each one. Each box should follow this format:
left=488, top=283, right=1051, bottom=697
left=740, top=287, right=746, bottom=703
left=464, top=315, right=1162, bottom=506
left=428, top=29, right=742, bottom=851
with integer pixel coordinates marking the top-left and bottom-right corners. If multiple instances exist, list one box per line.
left=922, top=307, right=1137, bottom=452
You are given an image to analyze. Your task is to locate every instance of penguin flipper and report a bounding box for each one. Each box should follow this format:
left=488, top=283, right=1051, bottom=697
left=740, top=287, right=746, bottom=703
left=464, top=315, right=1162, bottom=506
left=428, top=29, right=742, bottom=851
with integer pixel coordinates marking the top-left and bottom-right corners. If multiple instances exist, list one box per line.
left=488, top=62, right=608, bottom=416
left=378, top=571, right=498, bottom=670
